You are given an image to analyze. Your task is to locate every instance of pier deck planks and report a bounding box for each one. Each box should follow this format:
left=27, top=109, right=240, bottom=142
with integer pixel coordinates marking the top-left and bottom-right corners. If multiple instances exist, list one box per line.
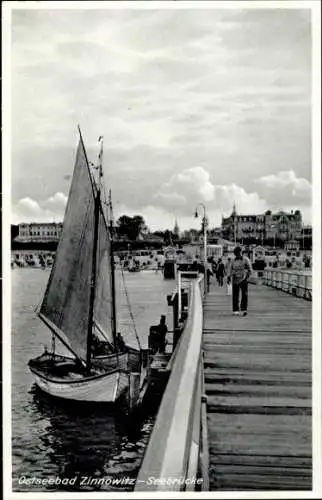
left=203, top=283, right=312, bottom=491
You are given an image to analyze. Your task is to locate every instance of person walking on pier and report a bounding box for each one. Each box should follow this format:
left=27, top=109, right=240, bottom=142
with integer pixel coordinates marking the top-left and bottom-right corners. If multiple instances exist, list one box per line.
left=216, top=258, right=225, bottom=287
left=225, top=257, right=232, bottom=295
left=229, top=246, right=252, bottom=316
left=206, top=258, right=214, bottom=292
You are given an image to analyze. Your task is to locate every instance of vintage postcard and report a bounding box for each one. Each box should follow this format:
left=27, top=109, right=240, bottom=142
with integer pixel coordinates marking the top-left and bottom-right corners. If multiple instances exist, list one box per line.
left=2, top=1, right=321, bottom=499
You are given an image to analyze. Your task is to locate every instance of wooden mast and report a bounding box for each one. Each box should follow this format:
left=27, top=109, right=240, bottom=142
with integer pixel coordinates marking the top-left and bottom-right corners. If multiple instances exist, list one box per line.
left=86, top=134, right=103, bottom=371
left=109, top=188, right=118, bottom=350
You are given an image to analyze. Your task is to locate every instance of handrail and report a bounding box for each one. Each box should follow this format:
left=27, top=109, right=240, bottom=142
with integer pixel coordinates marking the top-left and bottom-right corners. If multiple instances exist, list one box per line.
left=135, top=277, right=205, bottom=491
left=263, top=269, right=312, bottom=300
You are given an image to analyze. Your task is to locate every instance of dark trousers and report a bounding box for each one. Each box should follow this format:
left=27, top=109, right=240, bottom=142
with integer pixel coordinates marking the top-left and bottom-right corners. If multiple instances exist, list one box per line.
left=232, top=280, right=248, bottom=312
left=207, top=271, right=212, bottom=292
left=216, top=274, right=224, bottom=286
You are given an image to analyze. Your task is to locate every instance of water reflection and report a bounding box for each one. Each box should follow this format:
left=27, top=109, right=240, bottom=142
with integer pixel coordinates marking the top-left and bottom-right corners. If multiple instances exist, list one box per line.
left=12, top=269, right=174, bottom=492
left=20, top=386, right=154, bottom=492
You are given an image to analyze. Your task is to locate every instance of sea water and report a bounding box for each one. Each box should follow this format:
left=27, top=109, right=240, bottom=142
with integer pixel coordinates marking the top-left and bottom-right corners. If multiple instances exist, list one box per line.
left=11, top=268, right=175, bottom=492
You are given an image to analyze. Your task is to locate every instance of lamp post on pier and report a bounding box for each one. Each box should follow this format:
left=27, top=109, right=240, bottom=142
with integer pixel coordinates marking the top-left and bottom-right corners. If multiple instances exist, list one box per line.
left=194, top=203, right=208, bottom=296
left=271, top=224, right=276, bottom=249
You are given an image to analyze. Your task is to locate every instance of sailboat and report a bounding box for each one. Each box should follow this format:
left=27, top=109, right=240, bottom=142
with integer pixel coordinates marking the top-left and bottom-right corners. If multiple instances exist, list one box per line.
left=28, top=128, right=142, bottom=403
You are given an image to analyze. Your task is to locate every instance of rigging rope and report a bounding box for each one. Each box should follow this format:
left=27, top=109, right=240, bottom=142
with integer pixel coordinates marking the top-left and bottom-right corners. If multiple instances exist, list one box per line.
left=120, top=265, right=142, bottom=351
left=34, top=273, right=49, bottom=313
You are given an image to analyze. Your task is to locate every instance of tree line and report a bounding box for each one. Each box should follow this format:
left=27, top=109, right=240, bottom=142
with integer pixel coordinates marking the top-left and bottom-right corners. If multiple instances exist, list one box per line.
left=115, top=215, right=178, bottom=245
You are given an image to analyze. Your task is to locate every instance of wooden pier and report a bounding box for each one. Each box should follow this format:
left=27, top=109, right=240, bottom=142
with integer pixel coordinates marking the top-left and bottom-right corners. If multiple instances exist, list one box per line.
left=203, top=283, right=312, bottom=490
left=135, top=271, right=312, bottom=492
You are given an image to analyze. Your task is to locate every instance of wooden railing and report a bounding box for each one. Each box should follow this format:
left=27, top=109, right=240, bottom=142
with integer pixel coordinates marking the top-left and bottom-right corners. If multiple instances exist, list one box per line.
left=263, top=269, right=312, bottom=300
left=135, top=276, right=209, bottom=491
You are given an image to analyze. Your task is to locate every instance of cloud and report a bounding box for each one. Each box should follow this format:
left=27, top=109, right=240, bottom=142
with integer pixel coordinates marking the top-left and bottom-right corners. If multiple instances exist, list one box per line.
left=154, top=167, right=213, bottom=212
left=45, top=192, right=68, bottom=210
left=10, top=8, right=312, bottom=229
left=214, top=184, right=268, bottom=215
left=127, top=165, right=311, bottom=225
left=157, top=167, right=215, bottom=204
left=153, top=166, right=268, bottom=220
left=255, top=170, right=312, bottom=206
left=154, top=192, right=186, bottom=209
left=12, top=193, right=67, bottom=224
left=17, top=197, right=42, bottom=216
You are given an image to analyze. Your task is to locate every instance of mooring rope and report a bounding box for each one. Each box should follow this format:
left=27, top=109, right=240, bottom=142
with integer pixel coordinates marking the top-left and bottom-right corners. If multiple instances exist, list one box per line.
left=120, top=265, right=142, bottom=350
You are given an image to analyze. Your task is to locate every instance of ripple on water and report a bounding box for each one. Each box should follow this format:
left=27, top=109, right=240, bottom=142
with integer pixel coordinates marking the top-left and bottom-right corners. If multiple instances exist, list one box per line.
left=11, top=269, right=175, bottom=492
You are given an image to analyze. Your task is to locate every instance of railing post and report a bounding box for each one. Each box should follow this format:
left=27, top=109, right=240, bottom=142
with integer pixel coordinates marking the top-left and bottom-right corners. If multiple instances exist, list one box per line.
left=263, top=267, right=311, bottom=301
left=135, top=279, right=204, bottom=491
left=185, top=357, right=202, bottom=491
left=200, top=274, right=205, bottom=299
left=199, top=362, right=209, bottom=491
left=178, top=271, right=182, bottom=322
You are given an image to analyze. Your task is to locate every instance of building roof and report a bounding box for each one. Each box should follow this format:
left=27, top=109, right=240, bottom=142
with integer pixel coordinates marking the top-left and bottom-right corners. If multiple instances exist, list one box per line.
left=19, top=222, right=63, bottom=227
left=222, top=209, right=302, bottom=225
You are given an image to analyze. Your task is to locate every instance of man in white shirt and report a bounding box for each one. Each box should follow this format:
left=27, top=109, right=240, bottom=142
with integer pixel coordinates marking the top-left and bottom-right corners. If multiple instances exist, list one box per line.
left=228, top=246, right=252, bottom=316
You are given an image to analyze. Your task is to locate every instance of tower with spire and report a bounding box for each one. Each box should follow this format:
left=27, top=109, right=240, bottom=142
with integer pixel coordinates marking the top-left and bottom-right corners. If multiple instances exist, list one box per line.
left=173, top=218, right=180, bottom=239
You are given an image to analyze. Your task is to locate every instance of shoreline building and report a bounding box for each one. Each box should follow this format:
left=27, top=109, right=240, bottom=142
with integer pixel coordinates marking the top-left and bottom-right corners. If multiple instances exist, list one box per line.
left=221, top=205, right=303, bottom=246
left=15, top=222, right=63, bottom=242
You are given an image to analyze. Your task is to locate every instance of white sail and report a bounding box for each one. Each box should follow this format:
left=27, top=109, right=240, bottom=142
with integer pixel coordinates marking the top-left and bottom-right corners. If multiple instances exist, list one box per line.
left=39, top=138, right=96, bottom=360
left=93, top=206, right=115, bottom=346
left=28, top=130, right=143, bottom=406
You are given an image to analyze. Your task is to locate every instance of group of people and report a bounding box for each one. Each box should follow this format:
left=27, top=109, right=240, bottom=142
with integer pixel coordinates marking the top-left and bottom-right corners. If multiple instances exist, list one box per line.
left=212, top=258, right=226, bottom=287
left=91, top=331, right=127, bottom=356
left=206, top=247, right=252, bottom=316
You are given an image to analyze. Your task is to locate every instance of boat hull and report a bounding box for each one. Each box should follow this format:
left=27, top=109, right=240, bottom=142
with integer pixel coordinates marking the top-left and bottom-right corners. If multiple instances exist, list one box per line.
left=32, top=370, right=129, bottom=403
left=29, top=354, right=130, bottom=403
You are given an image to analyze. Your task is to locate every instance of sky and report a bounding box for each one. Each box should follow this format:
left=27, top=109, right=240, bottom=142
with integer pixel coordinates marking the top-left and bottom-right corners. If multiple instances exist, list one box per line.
left=11, top=5, right=312, bottom=231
